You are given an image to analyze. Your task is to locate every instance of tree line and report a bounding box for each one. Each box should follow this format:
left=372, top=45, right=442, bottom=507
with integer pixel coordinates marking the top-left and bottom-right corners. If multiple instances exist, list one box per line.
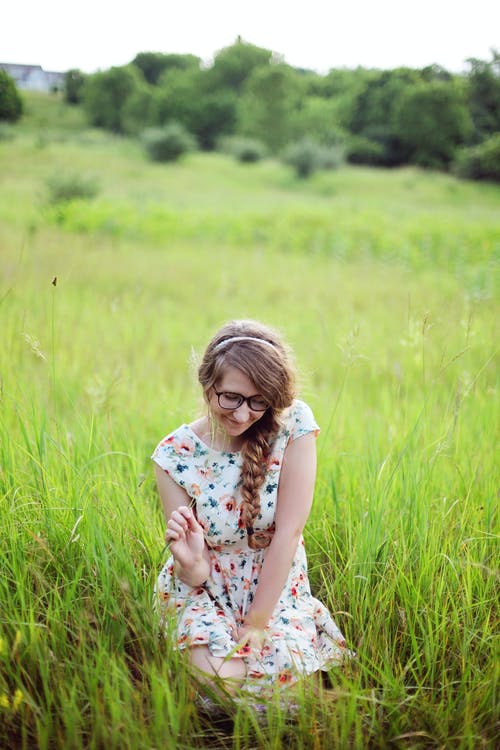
left=2, top=40, right=500, bottom=180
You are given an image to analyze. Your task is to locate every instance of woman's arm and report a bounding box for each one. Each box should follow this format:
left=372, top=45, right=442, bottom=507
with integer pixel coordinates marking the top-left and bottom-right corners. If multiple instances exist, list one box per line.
left=241, top=432, right=317, bottom=631
left=154, top=463, right=210, bottom=587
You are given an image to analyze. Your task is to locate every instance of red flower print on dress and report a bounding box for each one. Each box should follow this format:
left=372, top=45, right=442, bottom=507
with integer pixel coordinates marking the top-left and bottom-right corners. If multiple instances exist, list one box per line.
left=236, top=644, right=251, bottom=655
left=221, top=495, right=236, bottom=512
left=175, top=439, right=195, bottom=455
left=278, top=671, right=293, bottom=684
left=267, top=456, right=281, bottom=470
left=160, top=435, right=175, bottom=446
left=198, top=467, right=214, bottom=480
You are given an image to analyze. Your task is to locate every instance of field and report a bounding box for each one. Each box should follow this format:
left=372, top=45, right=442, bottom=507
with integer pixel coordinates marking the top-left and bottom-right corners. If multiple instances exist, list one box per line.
left=0, top=92, right=498, bottom=749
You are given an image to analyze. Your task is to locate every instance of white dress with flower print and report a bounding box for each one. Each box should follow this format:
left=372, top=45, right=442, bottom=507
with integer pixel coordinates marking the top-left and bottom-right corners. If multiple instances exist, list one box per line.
left=152, top=399, right=348, bottom=692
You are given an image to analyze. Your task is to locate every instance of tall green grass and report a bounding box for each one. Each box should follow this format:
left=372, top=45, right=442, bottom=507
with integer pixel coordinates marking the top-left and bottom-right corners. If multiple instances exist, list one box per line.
left=0, top=94, right=498, bottom=748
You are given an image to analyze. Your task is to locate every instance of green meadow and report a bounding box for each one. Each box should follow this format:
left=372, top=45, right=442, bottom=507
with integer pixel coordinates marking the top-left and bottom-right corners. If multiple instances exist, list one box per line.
left=0, top=92, right=498, bottom=749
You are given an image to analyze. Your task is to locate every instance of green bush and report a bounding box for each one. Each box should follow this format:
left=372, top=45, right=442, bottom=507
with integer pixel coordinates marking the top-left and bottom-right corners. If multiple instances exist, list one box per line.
left=346, top=134, right=390, bottom=165
left=317, top=144, right=344, bottom=170
left=233, top=138, right=267, bottom=163
left=218, top=136, right=267, bottom=163
left=45, top=173, right=100, bottom=205
left=64, top=69, right=87, bottom=105
left=453, top=133, right=500, bottom=182
left=141, top=122, right=196, bottom=163
left=0, top=70, right=23, bottom=122
left=282, top=138, right=324, bottom=178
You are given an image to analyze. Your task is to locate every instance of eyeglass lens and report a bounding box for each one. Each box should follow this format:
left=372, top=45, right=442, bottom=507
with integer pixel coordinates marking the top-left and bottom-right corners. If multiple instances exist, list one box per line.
left=216, top=391, right=267, bottom=411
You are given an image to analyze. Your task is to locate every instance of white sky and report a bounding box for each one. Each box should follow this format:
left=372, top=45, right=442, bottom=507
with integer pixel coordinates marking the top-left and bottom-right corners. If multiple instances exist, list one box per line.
left=3, top=0, right=499, bottom=74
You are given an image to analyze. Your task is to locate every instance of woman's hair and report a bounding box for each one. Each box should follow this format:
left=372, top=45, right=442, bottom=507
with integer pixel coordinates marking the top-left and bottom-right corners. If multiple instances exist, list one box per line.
left=198, top=320, right=296, bottom=550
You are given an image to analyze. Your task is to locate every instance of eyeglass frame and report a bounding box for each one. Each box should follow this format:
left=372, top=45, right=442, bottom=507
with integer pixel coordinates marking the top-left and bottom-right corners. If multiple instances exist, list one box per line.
left=212, top=388, right=269, bottom=412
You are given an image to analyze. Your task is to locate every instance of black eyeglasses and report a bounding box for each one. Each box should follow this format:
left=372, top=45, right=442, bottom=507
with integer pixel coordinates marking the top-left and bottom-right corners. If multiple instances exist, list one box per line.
left=213, top=389, right=268, bottom=412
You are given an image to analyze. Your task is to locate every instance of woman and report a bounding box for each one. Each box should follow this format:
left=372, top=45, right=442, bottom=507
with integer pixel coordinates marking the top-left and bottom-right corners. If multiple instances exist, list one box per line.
left=152, top=320, right=349, bottom=698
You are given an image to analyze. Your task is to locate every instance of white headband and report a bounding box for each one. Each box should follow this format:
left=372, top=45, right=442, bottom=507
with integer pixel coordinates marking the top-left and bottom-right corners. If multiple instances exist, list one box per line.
left=213, top=336, right=277, bottom=352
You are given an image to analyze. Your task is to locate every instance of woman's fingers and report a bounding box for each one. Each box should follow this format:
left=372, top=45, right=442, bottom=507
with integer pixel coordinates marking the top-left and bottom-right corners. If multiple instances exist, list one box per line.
left=166, top=505, right=203, bottom=544
left=170, top=506, right=202, bottom=532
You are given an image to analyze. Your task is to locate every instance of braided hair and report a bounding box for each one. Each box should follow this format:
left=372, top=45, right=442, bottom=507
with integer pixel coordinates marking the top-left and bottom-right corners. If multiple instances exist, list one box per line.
left=198, top=320, right=296, bottom=550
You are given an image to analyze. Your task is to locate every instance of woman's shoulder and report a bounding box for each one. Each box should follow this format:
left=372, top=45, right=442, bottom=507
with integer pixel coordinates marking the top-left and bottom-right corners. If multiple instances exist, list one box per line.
left=151, top=421, right=211, bottom=468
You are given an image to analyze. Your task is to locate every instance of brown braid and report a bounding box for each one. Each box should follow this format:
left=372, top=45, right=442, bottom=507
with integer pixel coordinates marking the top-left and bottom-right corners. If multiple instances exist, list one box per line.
left=239, top=412, right=280, bottom=550
left=197, top=320, right=297, bottom=548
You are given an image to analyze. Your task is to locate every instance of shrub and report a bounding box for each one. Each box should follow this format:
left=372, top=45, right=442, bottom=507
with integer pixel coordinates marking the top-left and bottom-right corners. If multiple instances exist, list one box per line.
left=45, top=173, right=100, bottom=205
left=346, top=135, right=390, bottom=165
left=64, top=69, right=87, bottom=105
left=218, top=136, right=267, bottom=163
left=234, top=138, right=267, bottom=163
left=282, top=138, right=323, bottom=178
left=453, top=133, right=500, bottom=182
left=0, top=70, right=23, bottom=122
left=317, top=144, right=344, bottom=170
left=141, top=122, right=196, bottom=163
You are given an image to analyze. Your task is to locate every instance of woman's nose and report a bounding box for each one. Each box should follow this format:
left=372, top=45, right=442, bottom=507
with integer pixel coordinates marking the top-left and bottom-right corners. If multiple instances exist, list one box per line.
left=232, top=403, right=250, bottom=422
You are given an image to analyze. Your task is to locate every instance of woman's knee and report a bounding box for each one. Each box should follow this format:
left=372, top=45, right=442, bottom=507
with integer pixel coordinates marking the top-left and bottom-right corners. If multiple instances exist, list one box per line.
left=188, top=646, right=247, bottom=681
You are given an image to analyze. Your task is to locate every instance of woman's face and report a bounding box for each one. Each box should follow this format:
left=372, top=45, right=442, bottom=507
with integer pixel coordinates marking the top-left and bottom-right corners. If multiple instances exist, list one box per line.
left=209, top=365, right=267, bottom=441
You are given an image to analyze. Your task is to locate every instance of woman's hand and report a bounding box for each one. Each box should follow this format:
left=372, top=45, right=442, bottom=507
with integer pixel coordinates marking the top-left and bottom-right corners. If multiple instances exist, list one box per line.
left=166, top=505, right=206, bottom=570
left=233, top=623, right=268, bottom=651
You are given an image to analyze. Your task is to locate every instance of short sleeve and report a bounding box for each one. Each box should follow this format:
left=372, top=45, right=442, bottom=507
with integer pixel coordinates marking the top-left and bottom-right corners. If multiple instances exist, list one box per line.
left=288, top=400, right=320, bottom=441
left=151, top=426, right=205, bottom=490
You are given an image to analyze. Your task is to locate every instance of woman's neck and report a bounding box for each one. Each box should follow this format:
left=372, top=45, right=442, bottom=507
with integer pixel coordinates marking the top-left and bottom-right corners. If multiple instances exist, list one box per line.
left=190, top=416, right=244, bottom=452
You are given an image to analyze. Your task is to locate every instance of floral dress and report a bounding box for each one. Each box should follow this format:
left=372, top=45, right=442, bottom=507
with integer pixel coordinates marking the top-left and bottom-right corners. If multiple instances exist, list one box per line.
left=152, top=399, right=349, bottom=693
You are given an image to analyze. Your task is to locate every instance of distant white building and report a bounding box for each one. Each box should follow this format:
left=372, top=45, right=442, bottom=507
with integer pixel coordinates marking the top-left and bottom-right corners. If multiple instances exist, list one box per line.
left=0, top=63, right=65, bottom=92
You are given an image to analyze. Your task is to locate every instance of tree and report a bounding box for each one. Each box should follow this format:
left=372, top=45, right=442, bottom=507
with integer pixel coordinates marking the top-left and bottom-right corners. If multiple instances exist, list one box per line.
left=83, top=66, right=142, bottom=132
left=0, top=70, right=23, bottom=122
left=238, top=64, right=302, bottom=152
left=291, top=96, right=347, bottom=146
left=395, top=81, right=471, bottom=168
left=192, top=91, right=237, bottom=150
left=64, top=69, right=87, bottom=104
left=154, top=68, right=236, bottom=149
left=315, top=67, right=372, bottom=130
left=121, top=83, right=156, bottom=135
left=132, top=52, right=200, bottom=85
left=453, top=132, right=500, bottom=182
left=420, top=64, right=452, bottom=83
left=466, top=51, right=500, bottom=142
left=207, top=38, right=273, bottom=92
left=348, top=68, right=421, bottom=165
